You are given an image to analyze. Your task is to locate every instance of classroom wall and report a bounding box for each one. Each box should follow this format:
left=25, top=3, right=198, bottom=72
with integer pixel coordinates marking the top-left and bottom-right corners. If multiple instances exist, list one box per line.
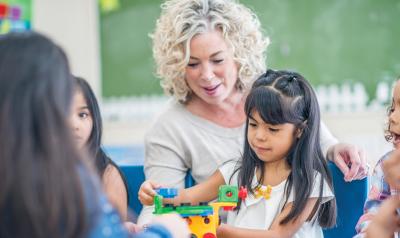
left=29, top=0, right=394, bottom=167
left=32, top=0, right=101, bottom=95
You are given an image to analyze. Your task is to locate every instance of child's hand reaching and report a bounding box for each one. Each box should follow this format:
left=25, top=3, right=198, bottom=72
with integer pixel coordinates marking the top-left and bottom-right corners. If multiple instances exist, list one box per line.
left=124, top=221, right=143, bottom=233
left=138, top=180, right=161, bottom=205
left=383, top=149, right=400, bottom=190
left=366, top=196, right=400, bottom=238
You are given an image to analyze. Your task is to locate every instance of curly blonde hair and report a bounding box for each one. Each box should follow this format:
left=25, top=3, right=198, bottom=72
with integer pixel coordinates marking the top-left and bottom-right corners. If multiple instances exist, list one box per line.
left=151, top=0, right=270, bottom=102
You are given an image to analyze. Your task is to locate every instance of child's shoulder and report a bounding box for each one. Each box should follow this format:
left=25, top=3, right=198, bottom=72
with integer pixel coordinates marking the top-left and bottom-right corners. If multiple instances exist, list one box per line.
left=219, top=160, right=242, bottom=185
left=371, top=150, right=394, bottom=173
left=377, top=150, right=393, bottom=164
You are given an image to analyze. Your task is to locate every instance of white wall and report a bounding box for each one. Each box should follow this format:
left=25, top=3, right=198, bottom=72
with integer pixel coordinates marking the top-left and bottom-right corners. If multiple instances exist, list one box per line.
left=32, top=0, right=101, bottom=95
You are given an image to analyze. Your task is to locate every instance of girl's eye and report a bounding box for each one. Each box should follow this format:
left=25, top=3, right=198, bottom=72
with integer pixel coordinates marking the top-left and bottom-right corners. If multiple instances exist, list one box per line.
left=390, top=107, right=395, bottom=113
left=269, top=127, right=279, bottom=132
left=248, top=122, right=257, bottom=127
left=79, top=112, right=89, bottom=119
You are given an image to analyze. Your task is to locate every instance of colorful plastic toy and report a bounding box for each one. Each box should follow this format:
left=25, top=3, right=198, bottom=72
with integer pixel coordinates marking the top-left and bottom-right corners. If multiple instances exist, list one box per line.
left=153, top=185, right=247, bottom=238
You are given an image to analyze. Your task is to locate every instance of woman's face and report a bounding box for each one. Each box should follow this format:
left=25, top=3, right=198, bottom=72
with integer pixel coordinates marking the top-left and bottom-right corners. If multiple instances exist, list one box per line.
left=69, top=90, right=93, bottom=149
left=185, top=30, right=239, bottom=105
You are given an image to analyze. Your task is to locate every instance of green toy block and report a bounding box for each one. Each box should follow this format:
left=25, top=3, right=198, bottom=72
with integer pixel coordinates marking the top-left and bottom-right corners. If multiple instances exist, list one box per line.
left=218, top=185, right=238, bottom=203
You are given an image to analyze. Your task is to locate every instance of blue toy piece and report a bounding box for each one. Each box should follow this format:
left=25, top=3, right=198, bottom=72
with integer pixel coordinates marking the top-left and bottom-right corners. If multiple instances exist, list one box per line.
left=155, top=188, right=178, bottom=198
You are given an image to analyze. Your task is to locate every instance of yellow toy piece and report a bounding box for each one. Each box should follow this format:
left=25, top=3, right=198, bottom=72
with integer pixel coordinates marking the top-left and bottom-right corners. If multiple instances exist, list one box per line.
left=153, top=185, right=248, bottom=238
left=185, top=202, right=237, bottom=238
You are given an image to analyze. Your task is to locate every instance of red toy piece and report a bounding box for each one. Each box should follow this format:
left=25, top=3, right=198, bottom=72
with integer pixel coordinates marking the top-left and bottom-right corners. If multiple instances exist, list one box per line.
left=238, top=186, right=247, bottom=200
left=0, top=3, right=8, bottom=19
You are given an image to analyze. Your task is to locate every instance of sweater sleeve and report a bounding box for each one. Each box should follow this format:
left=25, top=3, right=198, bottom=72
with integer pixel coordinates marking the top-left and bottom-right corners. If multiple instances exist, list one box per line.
left=138, top=113, right=189, bottom=225
left=320, top=121, right=338, bottom=157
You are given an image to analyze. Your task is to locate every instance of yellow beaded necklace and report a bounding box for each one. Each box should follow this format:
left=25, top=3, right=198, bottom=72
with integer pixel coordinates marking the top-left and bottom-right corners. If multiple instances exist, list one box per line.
left=254, top=185, right=272, bottom=200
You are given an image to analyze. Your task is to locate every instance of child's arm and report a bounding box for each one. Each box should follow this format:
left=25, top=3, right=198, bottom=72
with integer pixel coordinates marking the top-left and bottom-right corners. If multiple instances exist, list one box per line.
left=355, top=155, right=392, bottom=235
left=382, top=149, right=400, bottom=190
left=138, top=169, right=226, bottom=206
left=365, top=196, right=400, bottom=238
left=217, top=198, right=318, bottom=238
left=103, top=164, right=128, bottom=220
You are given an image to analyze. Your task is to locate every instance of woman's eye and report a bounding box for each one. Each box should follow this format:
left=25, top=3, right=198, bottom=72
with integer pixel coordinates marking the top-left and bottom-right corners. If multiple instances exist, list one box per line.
left=187, top=62, right=198, bottom=68
left=213, top=59, right=224, bottom=64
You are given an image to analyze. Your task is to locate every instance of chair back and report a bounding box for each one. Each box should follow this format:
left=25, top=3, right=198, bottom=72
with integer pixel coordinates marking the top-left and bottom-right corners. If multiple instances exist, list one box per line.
left=323, top=162, right=368, bottom=238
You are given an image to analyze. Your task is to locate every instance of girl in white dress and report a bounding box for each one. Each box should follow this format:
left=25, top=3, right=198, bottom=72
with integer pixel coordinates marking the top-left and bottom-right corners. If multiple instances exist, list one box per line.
left=140, top=69, right=336, bottom=238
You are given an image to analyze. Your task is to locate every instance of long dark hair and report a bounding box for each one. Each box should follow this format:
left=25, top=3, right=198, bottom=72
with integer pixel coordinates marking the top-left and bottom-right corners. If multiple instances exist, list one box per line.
left=73, top=77, right=129, bottom=203
left=0, top=32, right=90, bottom=237
left=237, top=69, right=336, bottom=227
left=74, top=77, right=110, bottom=176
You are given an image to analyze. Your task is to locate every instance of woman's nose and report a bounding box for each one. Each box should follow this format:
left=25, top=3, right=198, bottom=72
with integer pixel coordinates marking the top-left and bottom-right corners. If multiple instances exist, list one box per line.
left=200, top=63, right=214, bottom=81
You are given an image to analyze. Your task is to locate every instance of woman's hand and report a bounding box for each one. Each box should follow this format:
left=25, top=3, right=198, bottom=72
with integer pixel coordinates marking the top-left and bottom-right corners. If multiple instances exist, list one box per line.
left=327, top=143, right=369, bottom=182
left=138, top=180, right=161, bottom=206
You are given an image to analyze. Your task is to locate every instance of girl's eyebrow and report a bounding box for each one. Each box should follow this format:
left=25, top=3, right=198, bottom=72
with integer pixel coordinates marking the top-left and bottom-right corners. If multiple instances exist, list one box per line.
left=78, top=106, right=89, bottom=110
left=248, top=115, right=257, bottom=121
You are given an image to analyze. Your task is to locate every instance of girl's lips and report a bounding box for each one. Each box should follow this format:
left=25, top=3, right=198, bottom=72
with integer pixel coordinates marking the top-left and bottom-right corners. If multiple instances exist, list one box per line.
left=254, top=146, right=271, bottom=152
left=393, top=133, right=400, bottom=147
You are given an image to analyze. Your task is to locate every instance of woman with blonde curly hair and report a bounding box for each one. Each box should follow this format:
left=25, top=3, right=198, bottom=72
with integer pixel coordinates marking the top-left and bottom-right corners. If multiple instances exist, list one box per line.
left=138, top=0, right=368, bottom=225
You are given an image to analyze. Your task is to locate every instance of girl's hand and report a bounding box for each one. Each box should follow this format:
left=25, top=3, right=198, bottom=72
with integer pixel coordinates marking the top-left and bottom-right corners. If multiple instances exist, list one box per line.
left=151, top=214, right=190, bottom=238
left=327, top=143, right=369, bottom=182
left=366, top=196, right=400, bottom=238
left=124, top=221, right=142, bottom=234
left=216, top=224, right=231, bottom=238
left=383, top=149, right=400, bottom=190
left=138, top=180, right=161, bottom=206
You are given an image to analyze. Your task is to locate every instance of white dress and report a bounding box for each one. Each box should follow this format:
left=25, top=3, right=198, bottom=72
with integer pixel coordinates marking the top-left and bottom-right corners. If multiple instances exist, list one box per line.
left=219, top=161, right=334, bottom=238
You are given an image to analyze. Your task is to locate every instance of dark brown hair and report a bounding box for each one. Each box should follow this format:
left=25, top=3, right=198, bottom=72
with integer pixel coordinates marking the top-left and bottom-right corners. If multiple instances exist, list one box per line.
left=0, top=32, right=90, bottom=238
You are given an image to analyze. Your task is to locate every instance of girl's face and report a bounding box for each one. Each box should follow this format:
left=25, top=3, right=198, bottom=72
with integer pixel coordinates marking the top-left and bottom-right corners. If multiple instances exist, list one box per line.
left=185, top=30, right=239, bottom=105
left=69, top=90, right=93, bottom=149
left=247, top=110, right=298, bottom=163
left=389, top=81, right=400, bottom=149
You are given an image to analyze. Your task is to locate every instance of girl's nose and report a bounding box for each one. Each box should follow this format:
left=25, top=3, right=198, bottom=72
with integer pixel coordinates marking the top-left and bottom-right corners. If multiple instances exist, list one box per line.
left=69, top=115, right=79, bottom=131
left=255, top=129, right=267, bottom=141
left=390, top=109, right=399, bottom=126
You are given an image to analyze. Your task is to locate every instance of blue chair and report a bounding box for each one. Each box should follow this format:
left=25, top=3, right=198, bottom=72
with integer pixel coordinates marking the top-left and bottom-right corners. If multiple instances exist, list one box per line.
left=119, top=165, right=196, bottom=221
left=119, top=165, right=145, bottom=220
left=323, top=162, right=368, bottom=238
